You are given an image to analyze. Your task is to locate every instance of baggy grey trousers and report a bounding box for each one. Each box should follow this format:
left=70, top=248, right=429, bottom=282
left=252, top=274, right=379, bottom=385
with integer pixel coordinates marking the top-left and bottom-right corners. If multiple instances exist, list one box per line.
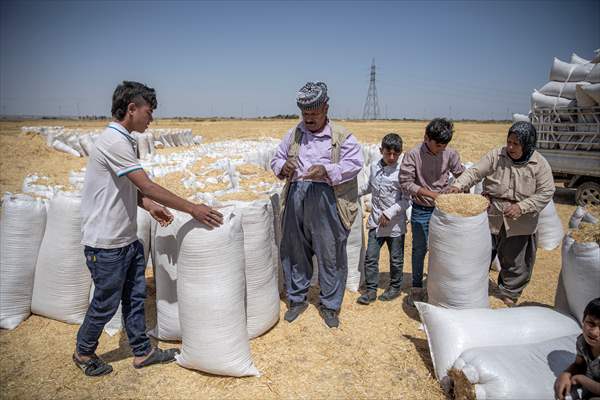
left=280, top=181, right=349, bottom=311
left=492, top=224, right=537, bottom=301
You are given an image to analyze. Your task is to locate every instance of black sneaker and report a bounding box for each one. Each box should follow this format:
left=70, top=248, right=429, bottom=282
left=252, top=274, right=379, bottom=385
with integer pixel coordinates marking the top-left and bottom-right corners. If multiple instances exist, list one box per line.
left=356, top=291, right=377, bottom=305
left=284, top=302, right=308, bottom=323
left=378, top=286, right=401, bottom=302
left=319, top=306, right=339, bottom=328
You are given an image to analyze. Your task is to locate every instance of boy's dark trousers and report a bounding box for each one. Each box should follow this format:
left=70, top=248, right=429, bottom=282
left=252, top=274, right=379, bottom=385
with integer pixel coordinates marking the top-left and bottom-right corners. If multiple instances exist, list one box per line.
left=363, top=228, right=405, bottom=292
left=76, top=240, right=152, bottom=358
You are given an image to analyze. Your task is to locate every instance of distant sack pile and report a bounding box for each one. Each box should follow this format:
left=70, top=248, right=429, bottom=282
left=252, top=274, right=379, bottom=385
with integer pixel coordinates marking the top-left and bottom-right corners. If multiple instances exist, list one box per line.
left=21, top=126, right=200, bottom=158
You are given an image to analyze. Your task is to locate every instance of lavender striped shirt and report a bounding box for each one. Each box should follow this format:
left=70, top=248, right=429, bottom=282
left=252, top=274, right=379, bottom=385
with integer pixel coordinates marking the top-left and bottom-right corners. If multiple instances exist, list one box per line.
left=270, top=122, right=363, bottom=186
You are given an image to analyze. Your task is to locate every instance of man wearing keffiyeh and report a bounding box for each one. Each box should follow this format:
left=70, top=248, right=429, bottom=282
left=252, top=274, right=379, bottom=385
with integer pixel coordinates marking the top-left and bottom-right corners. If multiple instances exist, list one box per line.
left=270, top=81, right=364, bottom=328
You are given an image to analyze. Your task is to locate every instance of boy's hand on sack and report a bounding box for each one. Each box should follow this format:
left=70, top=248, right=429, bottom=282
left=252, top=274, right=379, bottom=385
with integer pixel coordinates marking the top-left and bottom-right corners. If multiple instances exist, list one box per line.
left=149, top=203, right=174, bottom=227
left=554, top=372, right=572, bottom=400
left=191, top=204, right=224, bottom=228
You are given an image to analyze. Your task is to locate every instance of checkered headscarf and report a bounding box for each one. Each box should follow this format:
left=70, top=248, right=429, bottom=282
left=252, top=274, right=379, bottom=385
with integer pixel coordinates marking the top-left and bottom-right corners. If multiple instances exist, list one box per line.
left=296, top=81, right=329, bottom=110
left=508, top=121, right=537, bottom=165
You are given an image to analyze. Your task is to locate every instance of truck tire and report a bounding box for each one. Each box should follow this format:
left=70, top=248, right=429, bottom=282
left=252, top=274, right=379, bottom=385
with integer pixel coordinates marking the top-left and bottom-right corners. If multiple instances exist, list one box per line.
left=576, top=181, right=600, bottom=206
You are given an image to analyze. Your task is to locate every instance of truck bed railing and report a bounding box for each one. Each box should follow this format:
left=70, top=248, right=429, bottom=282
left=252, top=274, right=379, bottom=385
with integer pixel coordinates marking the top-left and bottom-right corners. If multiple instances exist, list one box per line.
left=531, top=106, right=600, bottom=151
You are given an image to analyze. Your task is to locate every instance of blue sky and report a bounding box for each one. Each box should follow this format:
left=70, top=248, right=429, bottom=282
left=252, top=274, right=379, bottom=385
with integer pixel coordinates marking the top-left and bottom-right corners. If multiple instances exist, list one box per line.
left=1, top=1, right=598, bottom=119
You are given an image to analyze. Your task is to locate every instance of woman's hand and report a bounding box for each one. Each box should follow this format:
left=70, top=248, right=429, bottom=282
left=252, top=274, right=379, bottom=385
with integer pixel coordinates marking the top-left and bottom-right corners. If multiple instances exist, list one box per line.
left=503, top=203, right=522, bottom=219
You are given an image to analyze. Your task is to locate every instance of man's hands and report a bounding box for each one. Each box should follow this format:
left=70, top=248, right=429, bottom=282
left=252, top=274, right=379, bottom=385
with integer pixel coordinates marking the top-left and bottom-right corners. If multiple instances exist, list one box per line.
left=304, top=164, right=327, bottom=180
left=148, top=203, right=174, bottom=227
left=503, top=203, right=522, bottom=219
left=191, top=204, right=224, bottom=228
left=281, top=158, right=298, bottom=179
left=445, top=186, right=461, bottom=194
left=379, top=214, right=390, bottom=227
left=554, top=372, right=572, bottom=400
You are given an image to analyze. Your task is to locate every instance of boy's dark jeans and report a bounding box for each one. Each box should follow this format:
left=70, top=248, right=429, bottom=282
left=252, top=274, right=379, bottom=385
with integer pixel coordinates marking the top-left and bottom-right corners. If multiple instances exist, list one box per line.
left=76, top=240, right=152, bottom=357
left=363, top=228, right=405, bottom=292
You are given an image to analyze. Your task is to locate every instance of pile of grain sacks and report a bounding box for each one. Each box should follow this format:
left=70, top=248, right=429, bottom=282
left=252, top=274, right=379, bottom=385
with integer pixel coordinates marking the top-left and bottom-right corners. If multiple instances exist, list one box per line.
left=531, top=52, right=600, bottom=111
left=21, top=126, right=198, bottom=159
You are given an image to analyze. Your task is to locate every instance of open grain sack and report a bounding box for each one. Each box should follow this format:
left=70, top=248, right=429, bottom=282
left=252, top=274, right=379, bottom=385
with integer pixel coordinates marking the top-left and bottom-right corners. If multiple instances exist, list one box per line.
left=560, top=215, right=600, bottom=326
left=148, top=210, right=182, bottom=340
left=536, top=199, right=564, bottom=250
left=415, top=302, right=581, bottom=392
left=31, top=191, right=92, bottom=324
left=428, top=194, right=491, bottom=309
left=0, top=194, right=47, bottom=330
left=449, top=334, right=577, bottom=400
left=175, top=208, right=260, bottom=377
left=234, top=200, right=280, bottom=339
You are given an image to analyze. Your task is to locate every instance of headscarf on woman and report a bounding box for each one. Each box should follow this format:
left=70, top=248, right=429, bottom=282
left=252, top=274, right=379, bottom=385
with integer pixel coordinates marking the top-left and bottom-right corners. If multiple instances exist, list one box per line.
left=507, top=121, right=537, bottom=165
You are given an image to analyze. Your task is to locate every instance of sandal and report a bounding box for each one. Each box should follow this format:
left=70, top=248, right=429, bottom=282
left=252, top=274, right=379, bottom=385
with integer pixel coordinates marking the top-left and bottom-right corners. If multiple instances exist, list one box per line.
left=133, top=347, right=179, bottom=369
left=72, top=353, right=113, bottom=377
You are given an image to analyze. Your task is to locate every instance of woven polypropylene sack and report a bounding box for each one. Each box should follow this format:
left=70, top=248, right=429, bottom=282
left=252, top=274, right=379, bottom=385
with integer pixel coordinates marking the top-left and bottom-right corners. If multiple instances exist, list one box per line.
left=549, top=58, right=594, bottom=82
left=238, top=201, right=280, bottom=339
left=427, top=208, right=491, bottom=309
left=175, top=209, right=260, bottom=377
left=31, top=192, right=91, bottom=324
left=453, top=334, right=577, bottom=400
left=137, top=207, right=152, bottom=268
left=346, top=205, right=365, bottom=292
left=539, top=81, right=588, bottom=100
left=0, top=194, right=47, bottom=330
left=415, top=302, right=581, bottom=390
left=536, top=200, right=564, bottom=250
left=561, top=235, right=600, bottom=326
left=148, top=210, right=182, bottom=340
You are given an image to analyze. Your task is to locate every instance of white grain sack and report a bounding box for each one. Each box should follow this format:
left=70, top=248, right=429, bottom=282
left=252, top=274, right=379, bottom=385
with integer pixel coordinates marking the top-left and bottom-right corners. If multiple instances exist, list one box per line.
left=175, top=209, right=260, bottom=377
left=31, top=192, right=91, bottom=324
left=0, top=194, right=47, bottom=330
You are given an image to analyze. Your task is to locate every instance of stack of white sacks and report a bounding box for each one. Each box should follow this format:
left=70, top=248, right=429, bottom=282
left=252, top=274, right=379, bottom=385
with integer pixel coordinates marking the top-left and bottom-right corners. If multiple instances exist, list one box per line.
left=21, top=126, right=199, bottom=159
left=416, top=206, right=599, bottom=399
left=532, top=52, right=600, bottom=111
left=0, top=138, right=386, bottom=376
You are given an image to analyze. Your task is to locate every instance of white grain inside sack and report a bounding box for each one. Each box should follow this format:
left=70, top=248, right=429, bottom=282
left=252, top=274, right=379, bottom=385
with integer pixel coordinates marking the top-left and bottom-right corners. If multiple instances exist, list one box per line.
left=31, top=192, right=91, bottom=324
left=427, top=207, right=491, bottom=309
left=175, top=209, right=260, bottom=377
left=0, top=194, right=47, bottom=330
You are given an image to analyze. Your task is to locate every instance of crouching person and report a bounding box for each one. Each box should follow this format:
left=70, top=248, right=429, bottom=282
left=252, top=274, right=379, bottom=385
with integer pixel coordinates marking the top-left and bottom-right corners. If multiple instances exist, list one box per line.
left=74, top=81, right=224, bottom=376
left=554, top=298, right=600, bottom=400
left=357, top=133, right=410, bottom=305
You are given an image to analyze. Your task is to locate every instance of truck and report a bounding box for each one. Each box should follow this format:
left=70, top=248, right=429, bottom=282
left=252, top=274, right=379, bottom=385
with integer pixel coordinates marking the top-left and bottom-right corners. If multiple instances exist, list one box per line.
left=532, top=105, right=600, bottom=206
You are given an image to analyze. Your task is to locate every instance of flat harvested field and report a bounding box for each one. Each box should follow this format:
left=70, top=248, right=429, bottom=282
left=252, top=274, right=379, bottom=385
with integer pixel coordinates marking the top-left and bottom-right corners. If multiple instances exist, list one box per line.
left=0, top=119, right=574, bottom=400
